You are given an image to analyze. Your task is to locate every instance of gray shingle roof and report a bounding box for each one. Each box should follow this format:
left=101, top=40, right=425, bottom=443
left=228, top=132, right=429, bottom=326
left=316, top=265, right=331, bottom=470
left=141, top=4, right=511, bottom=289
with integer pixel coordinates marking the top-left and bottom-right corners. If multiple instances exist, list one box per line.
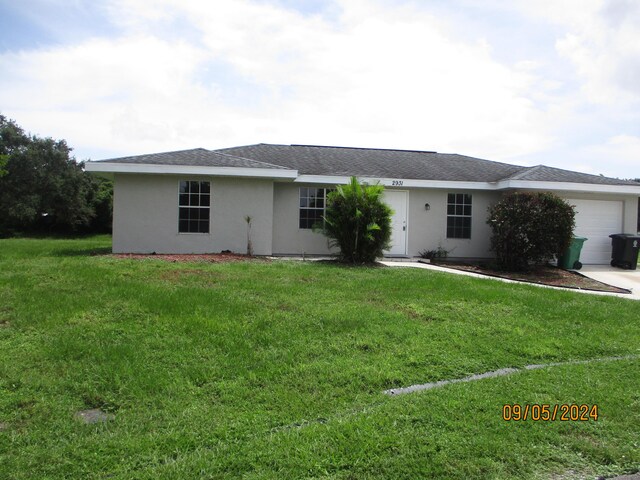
left=96, top=144, right=639, bottom=187
left=216, top=144, right=526, bottom=182
left=502, top=164, right=639, bottom=186
left=99, top=148, right=291, bottom=170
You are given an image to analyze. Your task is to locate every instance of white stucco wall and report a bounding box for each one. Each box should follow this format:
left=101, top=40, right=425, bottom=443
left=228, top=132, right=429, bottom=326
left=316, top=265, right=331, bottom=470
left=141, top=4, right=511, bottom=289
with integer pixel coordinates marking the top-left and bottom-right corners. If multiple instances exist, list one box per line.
left=272, top=183, right=335, bottom=255
left=622, top=196, right=638, bottom=234
left=272, top=183, right=501, bottom=258
left=113, top=174, right=274, bottom=254
left=112, top=174, right=639, bottom=260
left=404, top=189, right=502, bottom=259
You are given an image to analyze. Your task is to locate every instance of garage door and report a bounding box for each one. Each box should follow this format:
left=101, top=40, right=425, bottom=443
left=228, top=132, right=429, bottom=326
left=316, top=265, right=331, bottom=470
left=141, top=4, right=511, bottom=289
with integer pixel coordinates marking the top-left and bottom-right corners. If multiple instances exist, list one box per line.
left=566, top=199, right=623, bottom=264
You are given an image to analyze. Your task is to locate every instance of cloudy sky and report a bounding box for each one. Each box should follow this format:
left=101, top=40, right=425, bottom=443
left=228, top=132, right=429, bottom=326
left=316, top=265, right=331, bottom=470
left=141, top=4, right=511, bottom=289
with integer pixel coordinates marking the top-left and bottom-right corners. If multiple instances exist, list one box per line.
left=0, top=0, right=638, bottom=178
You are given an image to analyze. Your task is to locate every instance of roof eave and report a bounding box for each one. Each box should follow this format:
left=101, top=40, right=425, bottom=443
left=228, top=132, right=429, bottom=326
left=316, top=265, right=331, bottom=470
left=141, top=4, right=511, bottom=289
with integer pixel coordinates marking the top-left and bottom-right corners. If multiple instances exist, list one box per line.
left=84, top=162, right=298, bottom=180
left=295, top=174, right=498, bottom=189
left=83, top=165, right=640, bottom=193
left=295, top=175, right=640, bottom=194
left=497, top=179, right=640, bottom=194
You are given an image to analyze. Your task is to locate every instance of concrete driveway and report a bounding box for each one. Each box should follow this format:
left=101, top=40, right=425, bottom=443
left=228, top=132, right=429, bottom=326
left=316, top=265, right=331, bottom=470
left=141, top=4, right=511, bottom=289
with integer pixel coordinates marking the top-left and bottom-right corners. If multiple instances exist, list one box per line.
left=579, top=265, right=640, bottom=300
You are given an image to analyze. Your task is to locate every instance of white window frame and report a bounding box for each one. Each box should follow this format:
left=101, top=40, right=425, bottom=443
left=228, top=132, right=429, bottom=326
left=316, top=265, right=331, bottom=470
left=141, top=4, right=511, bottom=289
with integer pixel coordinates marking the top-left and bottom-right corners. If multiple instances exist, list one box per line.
left=446, top=193, right=472, bottom=239
left=299, top=187, right=333, bottom=230
left=178, top=180, right=211, bottom=234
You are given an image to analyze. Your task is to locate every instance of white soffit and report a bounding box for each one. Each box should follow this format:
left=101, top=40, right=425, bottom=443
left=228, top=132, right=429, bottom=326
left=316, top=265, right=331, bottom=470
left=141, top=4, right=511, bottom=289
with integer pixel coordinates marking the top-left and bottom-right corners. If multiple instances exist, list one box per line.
left=295, top=175, right=640, bottom=194
left=85, top=166, right=640, bottom=194
left=85, top=162, right=298, bottom=179
left=294, top=175, right=495, bottom=190
left=497, top=180, right=640, bottom=195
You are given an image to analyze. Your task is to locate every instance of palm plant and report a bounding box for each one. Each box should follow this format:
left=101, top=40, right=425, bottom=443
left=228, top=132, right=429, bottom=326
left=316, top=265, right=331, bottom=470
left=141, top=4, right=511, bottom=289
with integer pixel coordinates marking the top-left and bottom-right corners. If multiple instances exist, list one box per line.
left=321, top=176, right=392, bottom=264
left=244, top=215, right=253, bottom=256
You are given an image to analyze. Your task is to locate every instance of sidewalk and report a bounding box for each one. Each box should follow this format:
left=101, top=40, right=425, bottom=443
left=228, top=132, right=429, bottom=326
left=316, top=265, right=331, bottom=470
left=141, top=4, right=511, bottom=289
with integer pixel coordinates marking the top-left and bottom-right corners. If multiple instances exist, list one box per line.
left=380, top=260, right=640, bottom=301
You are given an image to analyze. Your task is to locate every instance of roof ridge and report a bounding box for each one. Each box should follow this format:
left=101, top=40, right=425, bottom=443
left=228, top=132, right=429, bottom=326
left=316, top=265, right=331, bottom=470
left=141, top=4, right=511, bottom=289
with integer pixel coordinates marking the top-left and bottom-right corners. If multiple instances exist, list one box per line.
left=211, top=150, right=292, bottom=170
left=92, top=147, right=210, bottom=162
left=288, top=144, right=438, bottom=154
left=499, top=164, right=540, bottom=181
left=498, top=163, right=639, bottom=185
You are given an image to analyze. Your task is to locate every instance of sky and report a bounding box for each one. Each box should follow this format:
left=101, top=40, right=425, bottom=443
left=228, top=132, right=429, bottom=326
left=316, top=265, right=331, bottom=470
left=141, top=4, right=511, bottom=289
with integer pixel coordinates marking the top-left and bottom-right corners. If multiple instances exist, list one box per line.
left=0, top=0, right=638, bottom=179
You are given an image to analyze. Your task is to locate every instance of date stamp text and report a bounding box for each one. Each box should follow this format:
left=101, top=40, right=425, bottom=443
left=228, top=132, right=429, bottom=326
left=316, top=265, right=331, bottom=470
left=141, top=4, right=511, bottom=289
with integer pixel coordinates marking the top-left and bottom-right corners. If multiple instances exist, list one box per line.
left=502, top=404, right=598, bottom=421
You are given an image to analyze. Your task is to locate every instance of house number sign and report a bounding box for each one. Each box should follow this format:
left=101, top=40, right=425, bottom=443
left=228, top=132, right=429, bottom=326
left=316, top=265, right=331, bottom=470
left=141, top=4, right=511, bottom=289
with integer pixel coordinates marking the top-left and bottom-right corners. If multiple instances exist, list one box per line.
left=391, top=180, right=404, bottom=186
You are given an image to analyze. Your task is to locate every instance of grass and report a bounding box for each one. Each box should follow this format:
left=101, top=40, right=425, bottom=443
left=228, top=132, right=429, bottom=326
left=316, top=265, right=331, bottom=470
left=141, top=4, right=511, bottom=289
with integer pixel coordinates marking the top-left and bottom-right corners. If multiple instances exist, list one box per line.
left=0, top=236, right=639, bottom=479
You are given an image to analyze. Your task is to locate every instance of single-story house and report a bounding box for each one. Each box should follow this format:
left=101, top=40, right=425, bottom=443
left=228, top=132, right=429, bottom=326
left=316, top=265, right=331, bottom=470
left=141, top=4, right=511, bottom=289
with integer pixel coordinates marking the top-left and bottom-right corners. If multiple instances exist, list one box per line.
left=85, top=144, right=640, bottom=264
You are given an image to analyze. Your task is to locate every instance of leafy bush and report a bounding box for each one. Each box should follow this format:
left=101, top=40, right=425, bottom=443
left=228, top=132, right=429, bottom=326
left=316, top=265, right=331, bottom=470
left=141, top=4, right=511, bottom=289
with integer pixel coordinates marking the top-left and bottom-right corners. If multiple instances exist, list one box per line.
left=321, top=176, right=393, bottom=264
left=418, top=246, right=450, bottom=261
left=487, top=192, right=575, bottom=271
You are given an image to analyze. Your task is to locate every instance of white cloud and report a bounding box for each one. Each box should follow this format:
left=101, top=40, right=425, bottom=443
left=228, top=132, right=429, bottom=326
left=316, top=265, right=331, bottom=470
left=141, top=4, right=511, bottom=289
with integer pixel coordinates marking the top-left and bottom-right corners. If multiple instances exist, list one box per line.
left=513, top=0, right=640, bottom=104
left=0, top=0, right=637, bottom=179
left=582, top=134, right=640, bottom=169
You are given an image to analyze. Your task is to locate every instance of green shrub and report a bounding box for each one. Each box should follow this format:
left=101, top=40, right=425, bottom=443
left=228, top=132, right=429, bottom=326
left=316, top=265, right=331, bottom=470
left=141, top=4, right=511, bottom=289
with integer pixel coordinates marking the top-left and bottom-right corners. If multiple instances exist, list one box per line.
left=321, top=176, right=393, bottom=264
left=487, top=192, right=575, bottom=271
left=418, top=246, right=450, bottom=261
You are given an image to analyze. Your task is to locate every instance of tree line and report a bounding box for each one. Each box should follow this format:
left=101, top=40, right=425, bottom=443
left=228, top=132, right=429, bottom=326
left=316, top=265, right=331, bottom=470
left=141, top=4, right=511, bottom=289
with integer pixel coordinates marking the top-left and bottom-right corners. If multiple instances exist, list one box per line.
left=0, top=114, right=112, bottom=236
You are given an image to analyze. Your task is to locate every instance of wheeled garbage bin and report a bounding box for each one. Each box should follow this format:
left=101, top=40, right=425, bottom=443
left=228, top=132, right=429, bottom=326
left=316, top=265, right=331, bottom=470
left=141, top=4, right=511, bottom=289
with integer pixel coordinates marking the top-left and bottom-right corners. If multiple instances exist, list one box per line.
left=558, top=237, right=588, bottom=270
left=609, top=233, right=640, bottom=270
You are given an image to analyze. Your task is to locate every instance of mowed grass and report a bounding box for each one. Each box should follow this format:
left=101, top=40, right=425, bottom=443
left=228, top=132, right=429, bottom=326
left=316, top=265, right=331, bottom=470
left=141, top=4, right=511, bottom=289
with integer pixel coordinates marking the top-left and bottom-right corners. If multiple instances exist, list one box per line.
left=0, top=236, right=638, bottom=479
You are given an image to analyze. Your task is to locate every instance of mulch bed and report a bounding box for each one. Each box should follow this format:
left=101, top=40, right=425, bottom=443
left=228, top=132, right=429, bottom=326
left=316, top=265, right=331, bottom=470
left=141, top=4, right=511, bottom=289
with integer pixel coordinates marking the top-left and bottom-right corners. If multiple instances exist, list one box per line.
left=429, top=261, right=630, bottom=294
left=113, top=253, right=266, bottom=263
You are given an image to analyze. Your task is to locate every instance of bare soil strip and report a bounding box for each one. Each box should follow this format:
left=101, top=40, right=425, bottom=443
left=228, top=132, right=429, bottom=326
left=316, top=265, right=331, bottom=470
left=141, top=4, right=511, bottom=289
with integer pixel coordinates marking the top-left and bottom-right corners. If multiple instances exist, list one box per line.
left=384, top=355, right=640, bottom=395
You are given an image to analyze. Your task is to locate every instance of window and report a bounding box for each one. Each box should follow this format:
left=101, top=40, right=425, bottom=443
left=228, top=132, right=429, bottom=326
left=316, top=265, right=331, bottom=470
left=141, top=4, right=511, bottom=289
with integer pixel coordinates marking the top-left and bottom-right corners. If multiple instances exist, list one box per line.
left=179, top=181, right=210, bottom=233
left=447, top=193, right=472, bottom=239
left=299, top=187, right=332, bottom=229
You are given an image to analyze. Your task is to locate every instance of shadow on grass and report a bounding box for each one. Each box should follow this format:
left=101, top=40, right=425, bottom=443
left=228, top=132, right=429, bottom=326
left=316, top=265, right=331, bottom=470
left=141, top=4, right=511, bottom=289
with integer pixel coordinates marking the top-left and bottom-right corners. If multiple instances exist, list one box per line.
left=316, top=259, right=387, bottom=268
left=56, top=247, right=112, bottom=257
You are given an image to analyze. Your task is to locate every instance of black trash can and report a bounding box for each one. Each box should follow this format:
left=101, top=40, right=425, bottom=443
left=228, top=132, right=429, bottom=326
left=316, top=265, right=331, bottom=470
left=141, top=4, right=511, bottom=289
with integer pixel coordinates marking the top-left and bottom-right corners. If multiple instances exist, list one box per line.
left=609, top=233, right=640, bottom=270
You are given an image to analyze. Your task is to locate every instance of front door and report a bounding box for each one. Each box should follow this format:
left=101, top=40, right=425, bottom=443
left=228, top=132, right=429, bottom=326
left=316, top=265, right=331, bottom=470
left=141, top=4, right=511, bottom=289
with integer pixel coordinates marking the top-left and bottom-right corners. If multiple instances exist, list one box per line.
left=383, top=190, right=408, bottom=256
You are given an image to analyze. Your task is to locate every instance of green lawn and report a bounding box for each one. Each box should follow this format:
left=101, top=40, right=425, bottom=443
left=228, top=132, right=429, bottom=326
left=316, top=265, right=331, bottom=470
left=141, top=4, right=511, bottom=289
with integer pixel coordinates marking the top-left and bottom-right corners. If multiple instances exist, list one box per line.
left=0, top=236, right=639, bottom=479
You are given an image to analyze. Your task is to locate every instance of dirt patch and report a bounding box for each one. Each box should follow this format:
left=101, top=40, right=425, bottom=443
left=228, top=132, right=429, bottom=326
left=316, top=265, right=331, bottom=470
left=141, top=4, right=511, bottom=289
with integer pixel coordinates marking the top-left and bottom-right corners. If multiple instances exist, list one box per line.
left=431, top=261, right=630, bottom=294
left=385, top=354, right=639, bottom=395
left=74, top=409, right=115, bottom=424
left=114, top=252, right=267, bottom=263
left=315, top=259, right=387, bottom=268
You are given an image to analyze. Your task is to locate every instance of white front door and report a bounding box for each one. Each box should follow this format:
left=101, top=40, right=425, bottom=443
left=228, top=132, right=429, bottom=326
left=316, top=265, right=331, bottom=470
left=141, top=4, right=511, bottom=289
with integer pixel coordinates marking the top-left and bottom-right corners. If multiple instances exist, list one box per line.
left=383, top=190, right=408, bottom=256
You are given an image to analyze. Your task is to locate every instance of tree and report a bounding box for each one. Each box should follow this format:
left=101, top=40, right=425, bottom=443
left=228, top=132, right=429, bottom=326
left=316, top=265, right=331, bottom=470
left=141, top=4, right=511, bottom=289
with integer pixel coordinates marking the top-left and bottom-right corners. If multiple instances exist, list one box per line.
left=86, top=176, right=113, bottom=233
left=0, top=115, right=30, bottom=155
left=321, top=176, right=393, bottom=264
left=487, top=192, right=576, bottom=271
left=0, top=115, right=28, bottom=179
left=0, top=114, right=112, bottom=235
left=0, top=155, right=7, bottom=178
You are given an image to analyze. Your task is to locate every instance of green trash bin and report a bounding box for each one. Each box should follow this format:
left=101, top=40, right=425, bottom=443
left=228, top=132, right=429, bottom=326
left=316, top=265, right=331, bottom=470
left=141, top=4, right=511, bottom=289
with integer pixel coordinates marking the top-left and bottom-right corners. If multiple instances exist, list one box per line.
left=558, top=236, right=588, bottom=270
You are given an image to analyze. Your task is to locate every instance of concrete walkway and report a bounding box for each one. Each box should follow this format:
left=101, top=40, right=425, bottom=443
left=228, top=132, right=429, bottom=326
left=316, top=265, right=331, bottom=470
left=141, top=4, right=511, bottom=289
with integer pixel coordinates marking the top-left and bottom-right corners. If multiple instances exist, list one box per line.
left=380, top=260, right=640, bottom=301
left=579, top=265, right=640, bottom=300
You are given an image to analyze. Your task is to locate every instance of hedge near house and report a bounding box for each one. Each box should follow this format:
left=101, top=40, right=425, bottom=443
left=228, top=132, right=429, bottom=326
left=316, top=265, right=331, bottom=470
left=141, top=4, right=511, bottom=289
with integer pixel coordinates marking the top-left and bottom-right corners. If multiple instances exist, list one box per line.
left=321, top=176, right=392, bottom=264
left=487, top=192, right=575, bottom=271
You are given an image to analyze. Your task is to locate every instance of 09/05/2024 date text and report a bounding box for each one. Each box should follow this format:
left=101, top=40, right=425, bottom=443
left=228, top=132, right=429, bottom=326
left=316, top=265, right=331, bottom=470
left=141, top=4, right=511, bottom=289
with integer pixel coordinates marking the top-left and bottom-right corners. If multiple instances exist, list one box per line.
left=502, top=404, right=598, bottom=422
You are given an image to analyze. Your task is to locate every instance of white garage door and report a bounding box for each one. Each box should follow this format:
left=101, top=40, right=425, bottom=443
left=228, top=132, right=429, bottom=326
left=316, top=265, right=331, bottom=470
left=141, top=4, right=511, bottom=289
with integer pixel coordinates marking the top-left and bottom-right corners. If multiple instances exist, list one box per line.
left=566, top=199, right=623, bottom=264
